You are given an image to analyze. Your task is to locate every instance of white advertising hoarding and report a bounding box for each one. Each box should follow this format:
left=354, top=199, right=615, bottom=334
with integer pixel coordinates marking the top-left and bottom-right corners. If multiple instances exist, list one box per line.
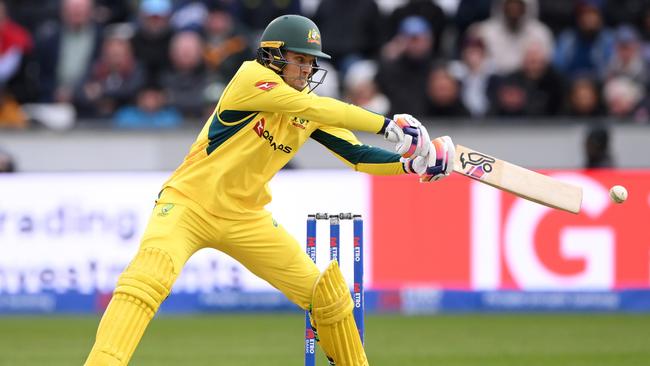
left=0, top=172, right=370, bottom=296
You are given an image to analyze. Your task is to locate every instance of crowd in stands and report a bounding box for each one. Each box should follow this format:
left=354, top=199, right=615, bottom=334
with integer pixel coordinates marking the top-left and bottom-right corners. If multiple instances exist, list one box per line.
left=0, top=0, right=649, bottom=132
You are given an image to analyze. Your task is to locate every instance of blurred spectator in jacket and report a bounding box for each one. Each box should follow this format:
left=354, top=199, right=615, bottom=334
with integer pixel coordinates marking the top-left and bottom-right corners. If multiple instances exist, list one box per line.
left=639, top=7, right=650, bottom=63
left=385, top=0, right=446, bottom=57
left=584, top=125, right=614, bottom=168
left=509, top=42, right=565, bottom=116
left=538, top=0, right=580, bottom=36
left=454, top=0, right=491, bottom=55
left=95, top=0, right=132, bottom=25
left=0, top=0, right=33, bottom=128
left=113, top=81, right=182, bottom=129
left=473, top=0, right=554, bottom=75
left=603, top=76, right=647, bottom=121
left=425, top=63, right=470, bottom=118
left=377, top=16, right=433, bottom=116
left=488, top=74, right=529, bottom=117
left=233, top=0, right=300, bottom=33
left=602, top=0, right=645, bottom=27
left=554, top=0, right=615, bottom=80
left=0, top=147, right=15, bottom=172
left=131, top=0, right=173, bottom=84
left=313, top=0, right=382, bottom=75
left=563, top=75, right=605, bottom=117
left=5, top=0, right=58, bottom=31
left=34, top=0, right=102, bottom=103
left=344, top=60, right=389, bottom=115
left=203, top=1, right=252, bottom=81
left=605, top=25, right=649, bottom=84
left=74, top=29, right=146, bottom=118
left=160, top=30, right=216, bottom=118
left=170, top=1, right=208, bottom=32
left=449, top=36, right=497, bottom=117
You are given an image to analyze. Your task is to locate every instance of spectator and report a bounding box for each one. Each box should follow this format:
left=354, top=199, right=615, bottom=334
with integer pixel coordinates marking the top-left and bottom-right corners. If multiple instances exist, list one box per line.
left=74, top=29, right=146, bottom=118
left=0, top=0, right=33, bottom=128
left=113, top=81, right=182, bottom=129
left=563, top=75, right=605, bottom=117
left=385, top=0, right=446, bottom=57
left=343, top=60, right=390, bottom=115
left=131, top=0, right=174, bottom=84
left=603, top=0, right=646, bottom=27
left=509, top=43, right=566, bottom=116
left=95, top=0, right=132, bottom=25
left=160, top=30, right=216, bottom=118
left=170, top=1, right=208, bottom=32
left=554, top=0, right=615, bottom=80
left=0, top=147, right=15, bottom=172
left=233, top=0, right=301, bottom=33
left=639, top=6, right=650, bottom=63
left=488, top=74, right=530, bottom=117
left=605, top=25, right=648, bottom=84
left=538, top=0, right=580, bottom=36
left=454, top=0, right=492, bottom=55
left=312, top=0, right=382, bottom=74
left=449, top=36, right=497, bottom=117
left=377, top=16, right=433, bottom=116
left=34, top=0, right=102, bottom=103
left=584, top=125, right=614, bottom=168
left=203, top=1, right=252, bottom=81
left=425, top=64, right=470, bottom=118
left=4, top=0, right=58, bottom=31
left=473, top=0, right=554, bottom=75
left=603, top=76, right=646, bottom=121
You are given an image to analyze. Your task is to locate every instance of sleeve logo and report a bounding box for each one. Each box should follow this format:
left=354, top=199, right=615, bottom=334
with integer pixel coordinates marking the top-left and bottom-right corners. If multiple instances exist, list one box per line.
left=255, top=81, right=278, bottom=91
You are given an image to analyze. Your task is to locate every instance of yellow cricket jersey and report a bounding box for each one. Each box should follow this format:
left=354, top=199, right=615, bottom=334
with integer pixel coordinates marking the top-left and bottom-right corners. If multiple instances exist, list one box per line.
left=161, top=60, right=407, bottom=219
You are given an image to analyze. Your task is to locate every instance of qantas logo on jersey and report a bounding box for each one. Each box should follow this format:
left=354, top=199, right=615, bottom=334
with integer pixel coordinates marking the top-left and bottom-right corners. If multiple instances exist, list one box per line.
left=253, top=118, right=293, bottom=153
left=255, top=81, right=278, bottom=91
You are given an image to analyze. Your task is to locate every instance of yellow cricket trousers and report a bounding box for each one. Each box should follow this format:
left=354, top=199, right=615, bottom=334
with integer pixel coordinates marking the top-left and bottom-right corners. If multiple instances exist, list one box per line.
left=85, top=188, right=320, bottom=365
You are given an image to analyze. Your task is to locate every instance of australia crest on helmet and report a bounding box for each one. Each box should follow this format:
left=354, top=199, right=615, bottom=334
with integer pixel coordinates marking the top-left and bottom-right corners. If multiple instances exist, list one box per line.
left=307, top=29, right=321, bottom=45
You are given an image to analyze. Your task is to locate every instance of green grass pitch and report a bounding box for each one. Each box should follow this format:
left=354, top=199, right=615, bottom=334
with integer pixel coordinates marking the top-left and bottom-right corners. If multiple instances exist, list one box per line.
left=0, top=313, right=648, bottom=365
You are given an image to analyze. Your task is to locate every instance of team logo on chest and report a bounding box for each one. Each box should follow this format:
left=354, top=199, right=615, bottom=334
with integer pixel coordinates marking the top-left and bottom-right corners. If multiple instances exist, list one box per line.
left=291, top=116, right=310, bottom=130
left=252, top=118, right=293, bottom=153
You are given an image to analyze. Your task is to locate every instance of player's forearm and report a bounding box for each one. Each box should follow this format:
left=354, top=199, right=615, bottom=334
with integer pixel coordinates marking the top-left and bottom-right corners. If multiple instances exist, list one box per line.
left=310, top=129, right=407, bottom=175
left=355, top=161, right=408, bottom=175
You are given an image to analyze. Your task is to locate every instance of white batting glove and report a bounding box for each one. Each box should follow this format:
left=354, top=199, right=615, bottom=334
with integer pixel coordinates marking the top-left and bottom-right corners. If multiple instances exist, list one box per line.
left=384, top=114, right=431, bottom=158
left=401, top=136, right=455, bottom=181
left=419, top=136, right=455, bottom=182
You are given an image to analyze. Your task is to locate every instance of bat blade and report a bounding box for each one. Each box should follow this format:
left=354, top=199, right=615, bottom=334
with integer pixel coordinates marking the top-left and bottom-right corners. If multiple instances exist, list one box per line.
left=452, top=145, right=583, bottom=214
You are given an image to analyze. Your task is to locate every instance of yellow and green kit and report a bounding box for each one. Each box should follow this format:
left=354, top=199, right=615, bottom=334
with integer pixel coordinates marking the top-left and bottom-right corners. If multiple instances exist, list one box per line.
left=85, top=59, right=408, bottom=366
left=161, top=60, right=405, bottom=219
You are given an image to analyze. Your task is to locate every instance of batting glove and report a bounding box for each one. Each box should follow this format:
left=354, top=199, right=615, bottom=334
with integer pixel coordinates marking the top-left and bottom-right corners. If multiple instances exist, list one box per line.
left=418, top=136, right=455, bottom=182
left=384, top=114, right=431, bottom=158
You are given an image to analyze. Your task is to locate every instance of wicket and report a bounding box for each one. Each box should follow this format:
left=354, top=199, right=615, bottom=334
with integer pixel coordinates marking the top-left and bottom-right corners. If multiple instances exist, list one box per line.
left=304, top=213, right=365, bottom=366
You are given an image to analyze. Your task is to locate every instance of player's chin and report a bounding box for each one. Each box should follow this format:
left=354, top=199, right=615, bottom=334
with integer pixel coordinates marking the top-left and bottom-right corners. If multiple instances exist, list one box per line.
left=289, top=80, right=308, bottom=91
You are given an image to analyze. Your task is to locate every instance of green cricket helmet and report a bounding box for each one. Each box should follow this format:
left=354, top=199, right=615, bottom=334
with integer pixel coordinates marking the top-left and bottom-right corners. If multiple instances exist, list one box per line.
left=256, top=15, right=330, bottom=91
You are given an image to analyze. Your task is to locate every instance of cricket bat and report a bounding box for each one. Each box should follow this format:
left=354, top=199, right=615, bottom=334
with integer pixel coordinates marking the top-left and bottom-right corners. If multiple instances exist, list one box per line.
left=452, top=145, right=583, bottom=214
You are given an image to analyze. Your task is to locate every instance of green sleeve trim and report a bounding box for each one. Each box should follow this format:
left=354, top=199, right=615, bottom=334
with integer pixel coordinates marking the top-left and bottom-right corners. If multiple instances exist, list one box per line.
left=206, top=110, right=259, bottom=155
left=310, top=129, right=401, bottom=165
left=218, top=109, right=256, bottom=123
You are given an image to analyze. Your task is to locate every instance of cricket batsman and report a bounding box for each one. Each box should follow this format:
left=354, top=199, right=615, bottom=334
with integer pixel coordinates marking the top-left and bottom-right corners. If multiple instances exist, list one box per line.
left=85, top=14, right=455, bottom=366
